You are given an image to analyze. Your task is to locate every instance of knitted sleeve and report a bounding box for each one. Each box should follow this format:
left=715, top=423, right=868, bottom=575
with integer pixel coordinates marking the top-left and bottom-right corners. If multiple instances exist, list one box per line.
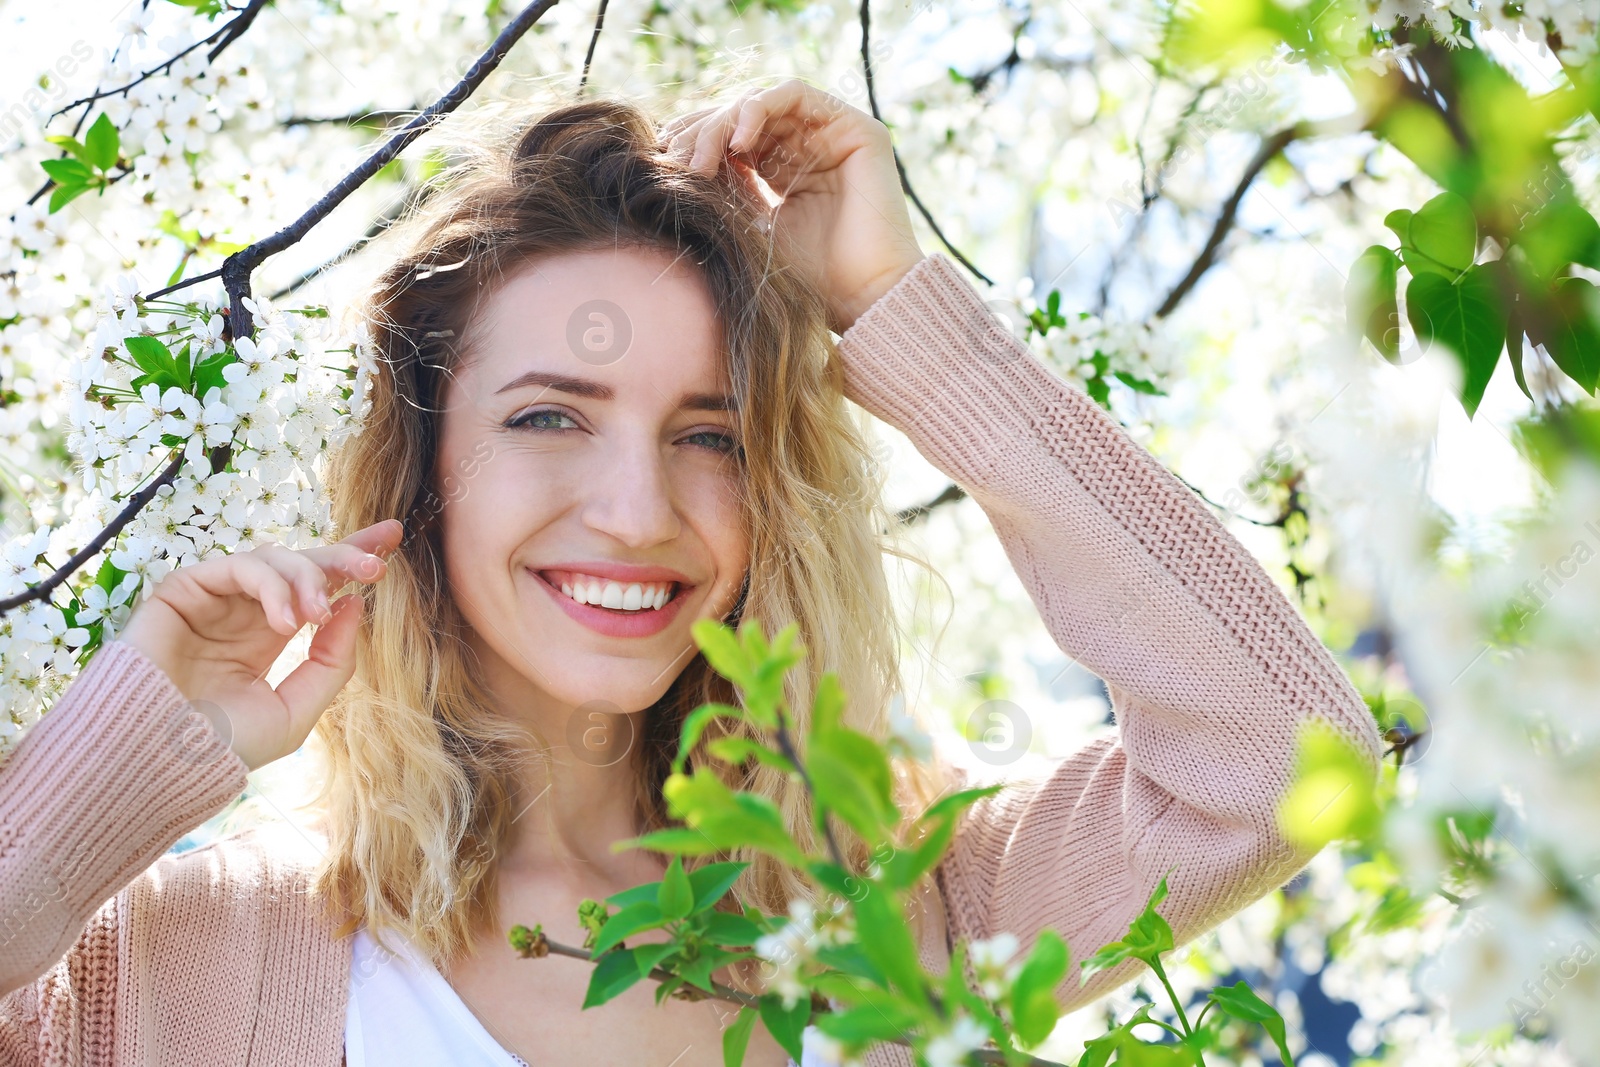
left=833, top=252, right=1382, bottom=1010
left=0, top=638, right=249, bottom=1051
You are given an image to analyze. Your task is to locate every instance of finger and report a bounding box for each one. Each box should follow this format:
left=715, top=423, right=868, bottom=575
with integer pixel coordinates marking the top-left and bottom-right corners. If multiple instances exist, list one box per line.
left=273, top=592, right=363, bottom=743
left=191, top=552, right=302, bottom=636
left=728, top=79, right=835, bottom=154
left=659, top=106, right=717, bottom=143
left=254, top=544, right=338, bottom=628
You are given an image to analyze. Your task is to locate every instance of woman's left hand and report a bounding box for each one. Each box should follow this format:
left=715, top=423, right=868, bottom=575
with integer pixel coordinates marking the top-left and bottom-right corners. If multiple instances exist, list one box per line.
left=662, top=78, right=926, bottom=335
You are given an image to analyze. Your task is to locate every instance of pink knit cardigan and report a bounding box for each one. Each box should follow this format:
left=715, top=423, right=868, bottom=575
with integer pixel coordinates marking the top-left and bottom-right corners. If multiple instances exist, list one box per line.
left=0, top=252, right=1382, bottom=1067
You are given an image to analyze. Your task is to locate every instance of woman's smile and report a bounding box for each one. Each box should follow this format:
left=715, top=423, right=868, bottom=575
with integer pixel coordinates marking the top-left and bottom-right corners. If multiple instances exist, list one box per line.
left=527, top=565, right=694, bottom=638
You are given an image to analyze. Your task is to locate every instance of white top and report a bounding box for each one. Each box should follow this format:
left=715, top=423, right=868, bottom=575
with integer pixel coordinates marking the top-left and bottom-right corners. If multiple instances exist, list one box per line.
left=345, top=924, right=827, bottom=1066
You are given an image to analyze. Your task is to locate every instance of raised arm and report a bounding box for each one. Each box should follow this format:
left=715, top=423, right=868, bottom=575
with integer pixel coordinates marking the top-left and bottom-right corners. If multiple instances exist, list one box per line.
left=834, top=252, right=1382, bottom=1010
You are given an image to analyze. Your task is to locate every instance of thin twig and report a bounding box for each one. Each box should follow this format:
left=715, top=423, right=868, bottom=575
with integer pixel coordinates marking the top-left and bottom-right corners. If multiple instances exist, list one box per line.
left=148, top=267, right=223, bottom=300
left=896, top=483, right=966, bottom=525
left=46, top=0, right=268, bottom=122
left=23, top=0, right=270, bottom=211
left=208, top=0, right=563, bottom=338
left=577, top=0, right=611, bottom=97
left=858, top=0, right=992, bottom=286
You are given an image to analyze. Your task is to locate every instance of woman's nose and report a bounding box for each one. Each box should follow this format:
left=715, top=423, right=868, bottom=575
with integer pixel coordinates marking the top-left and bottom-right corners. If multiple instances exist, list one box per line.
left=579, top=440, right=682, bottom=548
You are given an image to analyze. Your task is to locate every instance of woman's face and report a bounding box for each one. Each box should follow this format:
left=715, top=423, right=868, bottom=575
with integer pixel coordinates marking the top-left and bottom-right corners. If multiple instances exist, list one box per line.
left=432, top=244, right=749, bottom=723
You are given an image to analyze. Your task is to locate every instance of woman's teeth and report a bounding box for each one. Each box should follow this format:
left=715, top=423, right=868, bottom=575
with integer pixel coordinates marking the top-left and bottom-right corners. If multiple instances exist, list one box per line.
left=555, top=574, right=675, bottom=612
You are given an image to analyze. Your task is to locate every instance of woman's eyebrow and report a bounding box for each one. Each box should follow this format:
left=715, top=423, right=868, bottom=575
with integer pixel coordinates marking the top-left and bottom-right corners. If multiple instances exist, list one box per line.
left=494, top=370, right=736, bottom=413
left=495, top=370, right=613, bottom=399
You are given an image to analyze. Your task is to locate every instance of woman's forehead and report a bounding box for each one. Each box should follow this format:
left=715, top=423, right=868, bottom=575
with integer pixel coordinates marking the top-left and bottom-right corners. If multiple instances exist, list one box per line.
left=458, top=248, right=730, bottom=402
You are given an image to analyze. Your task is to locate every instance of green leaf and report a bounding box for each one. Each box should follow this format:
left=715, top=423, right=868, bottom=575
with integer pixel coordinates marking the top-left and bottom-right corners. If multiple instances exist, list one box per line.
left=723, top=1004, right=759, bottom=1067
left=1534, top=277, right=1600, bottom=394
left=44, top=134, right=92, bottom=164
left=1405, top=266, right=1507, bottom=418
left=632, top=941, right=678, bottom=976
left=807, top=726, right=899, bottom=840
left=613, top=827, right=723, bottom=857
left=759, top=992, right=811, bottom=1060
left=1122, top=876, right=1175, bottom=961
left=813, top=1001, right=921, bottom=1043
left=41, top=158, right=93, bottom=185
left=677, top=945, right=745, bottom=992
left=662, top=769, right=806, bottom=866
left=1346, top=245, right=1401, bottom=361
left=192, top=348, right=239, bottom=398
left=1113, top=370, right=1166, bottom=396
left=706, top=735, right=796, bottom=775
left=47, top=181, right=90, bottom=214
left=850, top=881, right=922, bottom=997
left=1009, top=928, right=1068, bottom=1046
left=591, top=900, right=665, bottom=955
left=689, top=861, right=750, bottom=914
left=1403, top=190, right=1477, bottom=276
left=606, top=881, right=661, bottom=909
left=582, top=947, right=646, bottom=1008
left=1518, top=194, right=1600, bottom=280
left=1076, top=1003, right=1160, bottom=1067
left=660, top=856, right=694, bottom=921
left=692, top=619, right=754, bottom=691
left=84, top=113, right=119, bottom=172
left=1078, top=938, right=1139, bottom=981
left=1382, top=208, right=1413, bottom=247
left=1207, top=980, right=1294, bottom=1065
left=701, top=911, right=765, bottom=947
left=674, top=702, right=745, bottom=774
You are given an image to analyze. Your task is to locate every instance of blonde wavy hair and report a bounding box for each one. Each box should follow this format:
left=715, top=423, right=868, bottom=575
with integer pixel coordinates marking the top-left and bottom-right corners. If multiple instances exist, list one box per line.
left=305, top=96, right=952, bottom=984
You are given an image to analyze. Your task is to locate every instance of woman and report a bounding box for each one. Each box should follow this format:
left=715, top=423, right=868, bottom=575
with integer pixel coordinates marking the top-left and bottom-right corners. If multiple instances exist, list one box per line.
left=0, top=79, right=1381, bottom=1067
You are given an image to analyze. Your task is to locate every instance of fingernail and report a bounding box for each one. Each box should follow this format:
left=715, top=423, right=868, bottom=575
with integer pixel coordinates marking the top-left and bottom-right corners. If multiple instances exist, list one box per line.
left=283, top=606, right=298, bottom=629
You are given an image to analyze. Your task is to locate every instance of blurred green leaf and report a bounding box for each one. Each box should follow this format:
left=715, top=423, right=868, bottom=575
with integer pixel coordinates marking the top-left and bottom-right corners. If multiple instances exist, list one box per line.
left=1347, top=245, right=1401, bottom=361
left=1009, top=928, right=1068, bottom=1046
left=1532, top=277, right=1600, bottom=394
left=1278, top=719, right=1382, bottom=848
left=759, top=992, right=811, bottom=1060
left=723, top=1004, right=758, bottom=1067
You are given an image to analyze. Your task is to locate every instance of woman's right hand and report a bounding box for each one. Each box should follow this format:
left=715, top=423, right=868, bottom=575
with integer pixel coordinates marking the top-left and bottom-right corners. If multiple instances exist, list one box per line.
left=117, top=518, right=404, bottom=772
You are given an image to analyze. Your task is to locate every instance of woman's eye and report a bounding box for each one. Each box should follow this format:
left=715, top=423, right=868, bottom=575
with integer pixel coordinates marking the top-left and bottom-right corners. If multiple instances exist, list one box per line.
left=505, top=408, right=576, bottom=431
left=684, top=430, right=742, bottom=455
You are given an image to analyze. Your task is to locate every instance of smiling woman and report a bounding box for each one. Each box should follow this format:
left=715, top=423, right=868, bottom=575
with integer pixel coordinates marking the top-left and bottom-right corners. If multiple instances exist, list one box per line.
left=307, top=95, right=943, bottom=1066
left=0, top=80, right=1381, bottom=1067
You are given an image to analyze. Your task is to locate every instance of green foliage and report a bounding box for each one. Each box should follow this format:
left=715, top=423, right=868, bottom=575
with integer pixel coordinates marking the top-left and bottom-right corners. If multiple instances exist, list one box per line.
left=42, top=114, right=122, bottom=212
left=510, top=620, right=1298, bottom=1067
left=1277, top=720, right=1383, bottom=850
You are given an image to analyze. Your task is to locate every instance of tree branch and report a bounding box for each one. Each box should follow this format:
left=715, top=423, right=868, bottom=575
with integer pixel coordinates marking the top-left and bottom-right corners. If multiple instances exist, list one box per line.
left=895, top=483, right=966, bottom=525
left=6, top=0, right=561, bottom=614
left=859, top=0, right=992, bottom=286
left=1153, top=113, right=1365, bottom=319
left=528, top=935, right=1070, bottom=1065
left=208, top=0, right=562, bottom=338
left=0, top=453, right=185, bottom=616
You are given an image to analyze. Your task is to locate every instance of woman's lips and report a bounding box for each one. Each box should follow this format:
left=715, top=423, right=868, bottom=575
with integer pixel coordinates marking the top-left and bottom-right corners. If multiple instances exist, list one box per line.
left=527, top=567, right=690, bottom=638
